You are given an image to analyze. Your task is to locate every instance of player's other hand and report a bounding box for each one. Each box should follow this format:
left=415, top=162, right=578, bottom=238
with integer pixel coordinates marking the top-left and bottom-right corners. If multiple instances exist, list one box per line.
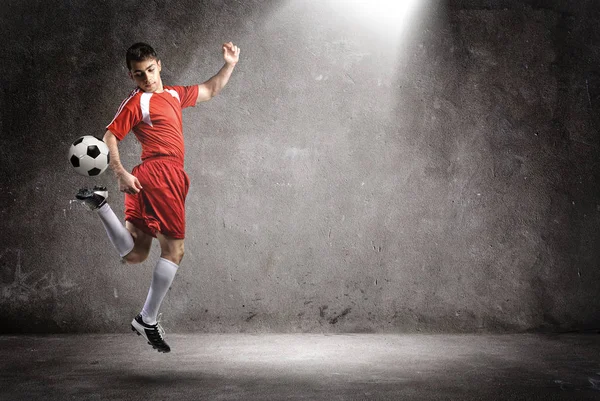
left=223, top=42, right=240, bottom=65
left=118, top=171, right=143, bottom=195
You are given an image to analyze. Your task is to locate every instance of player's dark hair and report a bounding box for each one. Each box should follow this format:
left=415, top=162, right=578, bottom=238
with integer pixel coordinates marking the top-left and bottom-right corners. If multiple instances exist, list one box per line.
left=126, top=42, right=158, bottom=70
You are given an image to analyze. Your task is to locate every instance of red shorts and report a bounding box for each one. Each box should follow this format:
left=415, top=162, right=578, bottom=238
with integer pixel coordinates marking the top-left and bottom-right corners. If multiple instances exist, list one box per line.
left=125, top=158, right=190, bottom=239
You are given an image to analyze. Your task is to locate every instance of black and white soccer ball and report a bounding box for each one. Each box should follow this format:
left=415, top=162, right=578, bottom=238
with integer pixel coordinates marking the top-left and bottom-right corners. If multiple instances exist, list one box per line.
left=68, top=136, right=110, bottom=176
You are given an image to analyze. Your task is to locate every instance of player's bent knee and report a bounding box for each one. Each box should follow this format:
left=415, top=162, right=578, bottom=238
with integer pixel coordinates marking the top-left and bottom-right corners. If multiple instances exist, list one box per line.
left=123, top=249, right=149, bottom=264
left=157, top=234, right=184, bottom=265
left=162, top=249, right=184, bottom=265
left=161, top=245, right=184, bottom=265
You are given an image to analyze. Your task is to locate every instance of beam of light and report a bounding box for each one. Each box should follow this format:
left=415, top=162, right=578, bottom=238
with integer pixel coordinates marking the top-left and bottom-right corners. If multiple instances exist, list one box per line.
left=325, top=0, right=430, bottom=42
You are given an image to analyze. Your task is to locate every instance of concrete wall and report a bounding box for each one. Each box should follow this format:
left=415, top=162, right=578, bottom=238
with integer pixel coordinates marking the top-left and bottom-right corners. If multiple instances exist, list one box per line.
left=1, top=0, right=599, bottom=333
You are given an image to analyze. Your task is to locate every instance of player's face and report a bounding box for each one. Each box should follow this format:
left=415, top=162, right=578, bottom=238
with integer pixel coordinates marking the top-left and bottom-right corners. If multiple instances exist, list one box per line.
left=129, top=58, right=162, bottom=92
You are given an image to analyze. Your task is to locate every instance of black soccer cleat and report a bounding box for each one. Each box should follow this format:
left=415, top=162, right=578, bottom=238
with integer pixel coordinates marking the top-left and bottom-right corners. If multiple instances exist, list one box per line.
left=131, top=314, right=171, bottom=353
left=76, top=186, right=108, bottom=211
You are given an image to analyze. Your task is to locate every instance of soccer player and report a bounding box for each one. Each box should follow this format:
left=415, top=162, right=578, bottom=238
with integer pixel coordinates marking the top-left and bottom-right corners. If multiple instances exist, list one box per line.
left=76, top=42, right=240, bottom=352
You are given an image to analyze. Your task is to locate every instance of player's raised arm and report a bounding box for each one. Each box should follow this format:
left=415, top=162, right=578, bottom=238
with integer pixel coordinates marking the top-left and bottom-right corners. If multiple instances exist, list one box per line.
left=196, top=42, right=240, bottom=104
left=103, top=130, right=143, bottom=195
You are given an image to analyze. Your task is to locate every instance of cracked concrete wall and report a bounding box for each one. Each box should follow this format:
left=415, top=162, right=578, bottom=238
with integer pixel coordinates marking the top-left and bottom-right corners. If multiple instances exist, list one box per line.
left=1, top=0, right=599, bottom=333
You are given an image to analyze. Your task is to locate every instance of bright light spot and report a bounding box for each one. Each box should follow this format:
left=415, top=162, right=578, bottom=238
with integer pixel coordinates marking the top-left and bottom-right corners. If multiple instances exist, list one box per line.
left=327, top=0, right=428, bottom=38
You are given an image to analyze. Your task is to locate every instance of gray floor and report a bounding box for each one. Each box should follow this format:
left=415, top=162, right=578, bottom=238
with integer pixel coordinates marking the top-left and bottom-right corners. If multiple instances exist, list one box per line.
left=1, top=333, right=599, bottom=400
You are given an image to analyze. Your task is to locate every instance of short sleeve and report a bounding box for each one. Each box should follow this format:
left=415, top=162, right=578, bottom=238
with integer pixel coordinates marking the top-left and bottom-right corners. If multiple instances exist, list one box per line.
left=106, top=95, right=141, bottom=140
left=172, top=85, right=199, bottom=109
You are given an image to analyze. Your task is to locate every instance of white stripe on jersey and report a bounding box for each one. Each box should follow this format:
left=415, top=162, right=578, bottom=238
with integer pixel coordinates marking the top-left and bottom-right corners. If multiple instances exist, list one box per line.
left=106, top=88, right=140, bottom=129
left=140, top=92, right=154, bottom=127
left=166, top=89, right=180, bottom=103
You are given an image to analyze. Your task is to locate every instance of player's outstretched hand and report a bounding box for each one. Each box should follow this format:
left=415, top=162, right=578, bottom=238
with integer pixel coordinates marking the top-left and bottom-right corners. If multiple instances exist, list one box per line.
left=223, top=42, right=240, bottom=65
left=118, top=171, right=143, bottom=195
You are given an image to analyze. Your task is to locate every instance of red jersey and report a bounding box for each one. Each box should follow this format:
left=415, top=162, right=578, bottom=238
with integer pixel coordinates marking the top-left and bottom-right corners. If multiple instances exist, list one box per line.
left=106, top=85, right=199, bottom=164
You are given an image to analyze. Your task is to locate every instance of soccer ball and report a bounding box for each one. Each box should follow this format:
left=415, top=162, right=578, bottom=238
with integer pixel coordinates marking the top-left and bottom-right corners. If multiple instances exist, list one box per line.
left=68, top=136, right=110, bottom=176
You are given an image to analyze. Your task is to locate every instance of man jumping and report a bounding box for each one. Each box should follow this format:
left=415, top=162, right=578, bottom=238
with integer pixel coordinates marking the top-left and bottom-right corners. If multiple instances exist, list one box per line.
left=76, top=41, right=240, bottom=352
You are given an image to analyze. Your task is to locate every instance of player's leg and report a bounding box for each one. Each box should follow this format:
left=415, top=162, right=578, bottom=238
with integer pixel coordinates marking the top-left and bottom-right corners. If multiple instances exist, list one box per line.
left=130, top=160, right=188, bottom=352
left=76, top=186, right=135, bottom=258
left=121, top=221, right=153, bottom=264
left=76, top=186, right=152, bottom=263
left=156, top=233, right=185, bottom=265
left=141, top=234, right=184, bottom=323
left=130, top=234, right=182, bottom=353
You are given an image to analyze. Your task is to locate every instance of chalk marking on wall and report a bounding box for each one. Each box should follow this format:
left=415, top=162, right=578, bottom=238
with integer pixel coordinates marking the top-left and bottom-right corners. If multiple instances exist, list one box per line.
left=1, top=248, right=78, bottom=302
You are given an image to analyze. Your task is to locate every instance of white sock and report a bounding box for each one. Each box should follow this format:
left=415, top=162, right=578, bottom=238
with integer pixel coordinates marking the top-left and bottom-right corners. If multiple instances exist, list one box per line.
left=96, top=203, right=135, bottom=258
left=141, top=257, right=178, bottom=325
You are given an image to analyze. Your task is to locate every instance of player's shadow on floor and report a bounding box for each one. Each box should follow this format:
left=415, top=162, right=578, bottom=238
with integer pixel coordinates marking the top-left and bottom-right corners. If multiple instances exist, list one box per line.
left=107, top=370, right=335, bottom=400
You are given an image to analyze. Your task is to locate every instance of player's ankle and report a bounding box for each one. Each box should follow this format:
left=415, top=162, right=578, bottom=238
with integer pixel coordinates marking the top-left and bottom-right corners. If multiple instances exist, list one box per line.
left=141, top=311, right=157, bottom=326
